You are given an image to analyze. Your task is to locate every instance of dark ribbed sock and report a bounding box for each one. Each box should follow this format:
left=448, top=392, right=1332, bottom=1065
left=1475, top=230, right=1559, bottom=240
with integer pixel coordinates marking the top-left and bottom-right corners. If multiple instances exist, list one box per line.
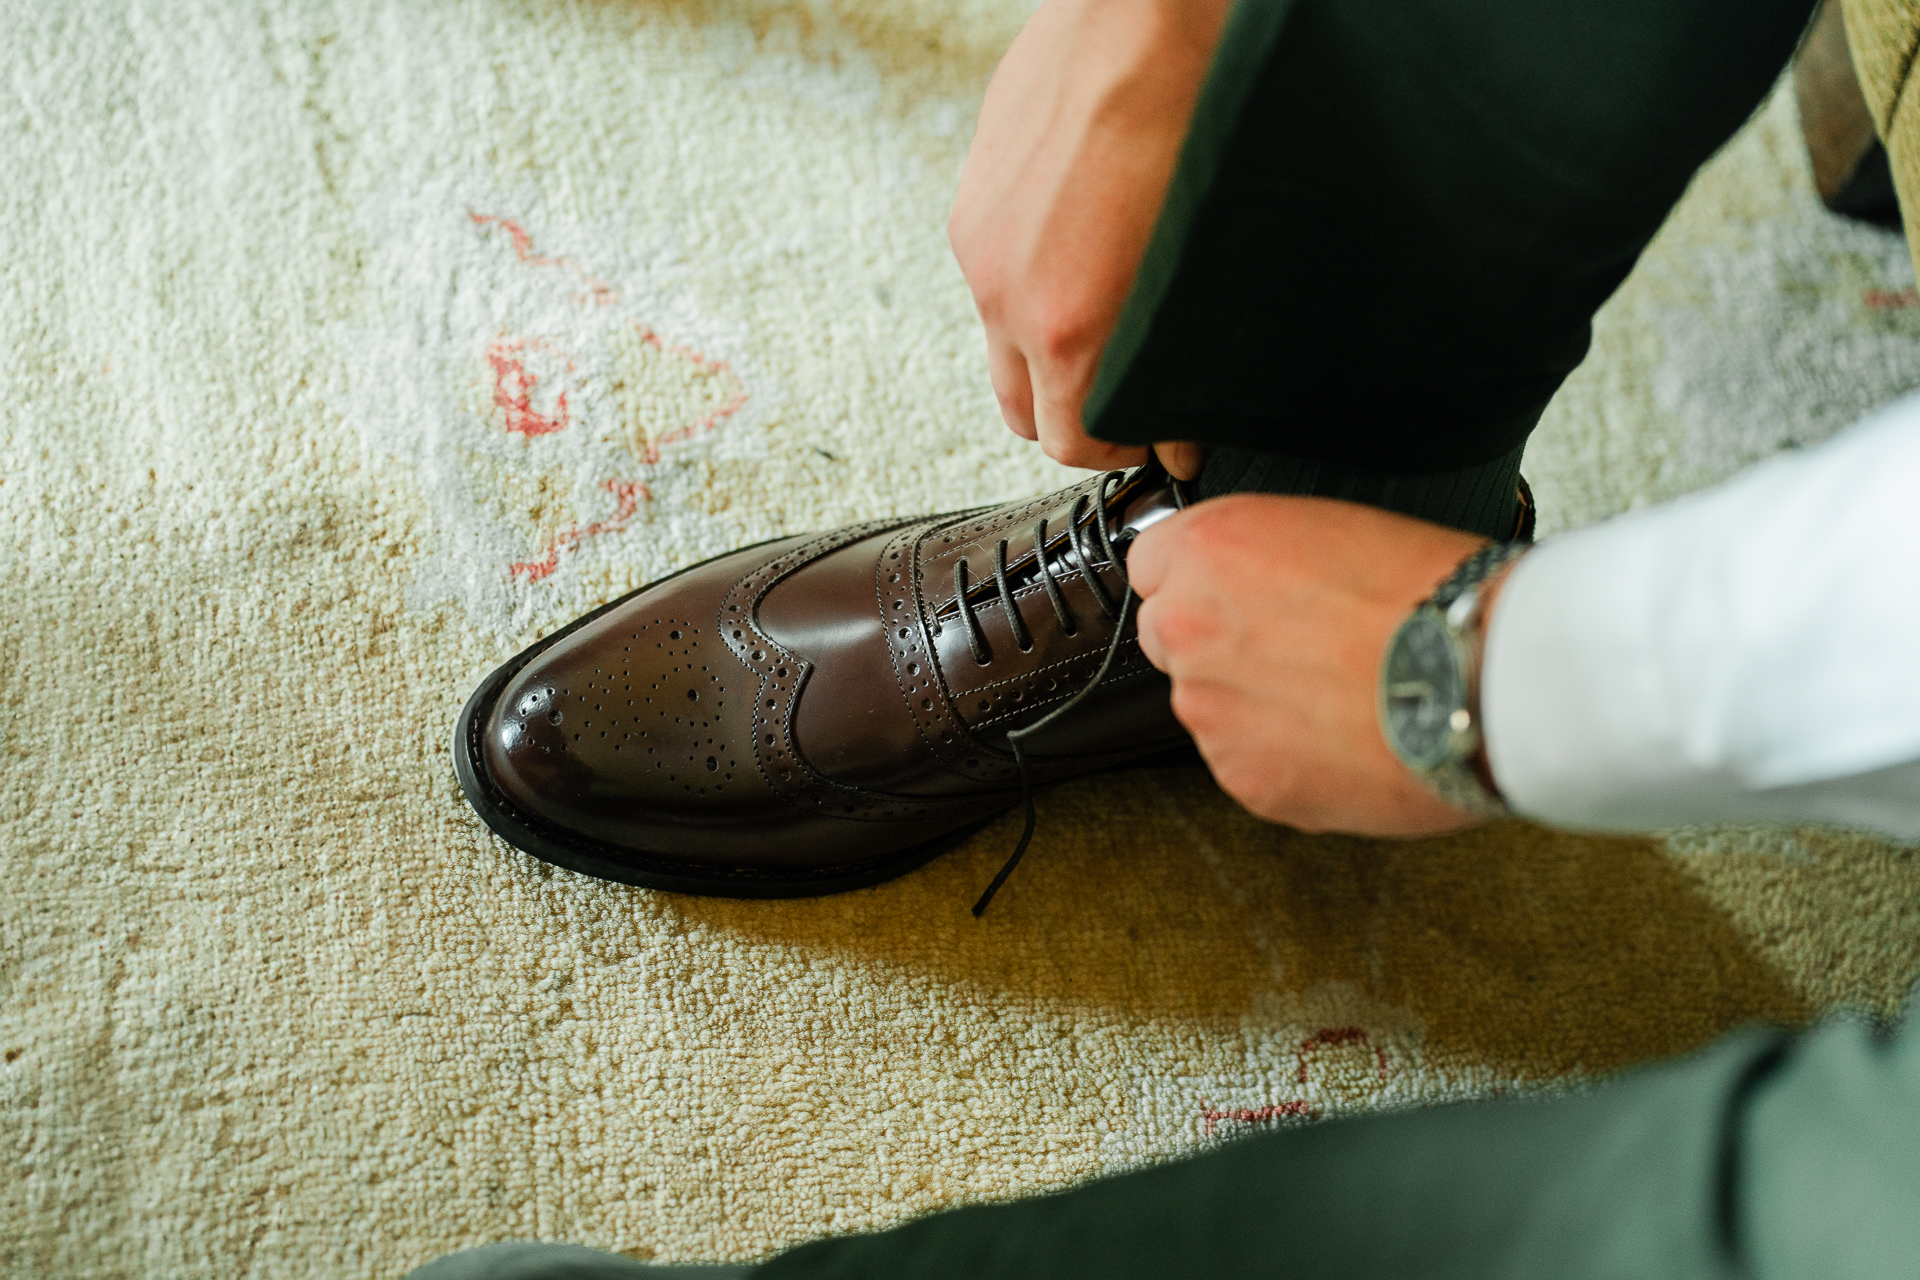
left=1195, top=443, right=1528, bottom=539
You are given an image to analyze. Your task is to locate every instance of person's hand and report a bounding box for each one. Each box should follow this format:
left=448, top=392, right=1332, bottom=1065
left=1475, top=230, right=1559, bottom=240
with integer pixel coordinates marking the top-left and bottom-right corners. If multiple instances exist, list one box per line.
left=949, top=0, right=1228, bottom=479
left=1130, top=495, right=1505, bottom=835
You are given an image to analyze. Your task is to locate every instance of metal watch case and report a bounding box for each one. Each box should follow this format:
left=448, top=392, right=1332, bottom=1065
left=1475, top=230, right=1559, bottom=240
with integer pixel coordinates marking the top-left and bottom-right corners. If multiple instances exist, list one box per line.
left=1377, top=544, right=1526, bottom=816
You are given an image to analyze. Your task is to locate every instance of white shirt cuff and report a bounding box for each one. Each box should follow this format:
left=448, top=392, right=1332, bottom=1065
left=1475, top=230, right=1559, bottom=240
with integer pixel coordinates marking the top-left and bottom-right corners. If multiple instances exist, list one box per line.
left=1480, top=398, right=1920, bottom=837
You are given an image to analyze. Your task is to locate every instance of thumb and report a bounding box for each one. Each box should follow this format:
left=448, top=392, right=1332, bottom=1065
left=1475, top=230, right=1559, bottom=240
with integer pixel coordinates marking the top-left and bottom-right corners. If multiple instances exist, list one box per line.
left=1125, top=509, right=1183, bottom=600
left=1153, top=441, right=1204, bottom=482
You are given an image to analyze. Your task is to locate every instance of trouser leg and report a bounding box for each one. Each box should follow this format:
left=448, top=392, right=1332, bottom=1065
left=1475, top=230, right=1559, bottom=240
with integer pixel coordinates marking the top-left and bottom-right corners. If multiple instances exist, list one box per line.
left=753, top=1001, right=1920, bottom=1280
left=1741, top=1003, right=1920, bottom=1273
left=1089, top=0, right=1817, bottom=504
left=402, top=1003, right=1920, bottom=1280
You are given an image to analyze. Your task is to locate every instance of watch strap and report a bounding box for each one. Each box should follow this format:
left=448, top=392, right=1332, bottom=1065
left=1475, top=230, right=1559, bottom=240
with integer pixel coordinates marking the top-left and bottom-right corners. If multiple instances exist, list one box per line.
left=1409, top=539, right=1531, bottom=816
left=1428, top=540, right=1529, bottom=612
left=1423, top=757, right=1510, bottom=818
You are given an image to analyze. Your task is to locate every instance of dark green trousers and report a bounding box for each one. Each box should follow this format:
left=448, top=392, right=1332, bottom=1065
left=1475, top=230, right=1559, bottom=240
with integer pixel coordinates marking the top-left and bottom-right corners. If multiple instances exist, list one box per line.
left=756, top=1007, right=1919, bottom=1279
left=1105, top=0, right=1814, bottom=538
left=414, top=1008, right=1919, bottom=1279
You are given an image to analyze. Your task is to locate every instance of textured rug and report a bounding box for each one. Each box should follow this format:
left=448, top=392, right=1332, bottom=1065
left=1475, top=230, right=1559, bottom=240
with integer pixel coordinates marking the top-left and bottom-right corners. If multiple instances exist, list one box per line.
left=5, top=2, right=1920, bottom=1276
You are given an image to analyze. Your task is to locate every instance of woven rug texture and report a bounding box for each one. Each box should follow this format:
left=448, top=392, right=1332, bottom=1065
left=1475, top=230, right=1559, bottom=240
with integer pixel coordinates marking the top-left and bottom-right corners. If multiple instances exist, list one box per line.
left=5, top=2, right=1920, bottom=1275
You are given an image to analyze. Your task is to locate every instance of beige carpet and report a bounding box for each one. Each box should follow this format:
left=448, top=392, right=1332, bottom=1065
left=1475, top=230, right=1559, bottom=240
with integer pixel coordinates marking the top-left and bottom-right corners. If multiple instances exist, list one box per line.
left=5, top=2, right=1920, bottom=1275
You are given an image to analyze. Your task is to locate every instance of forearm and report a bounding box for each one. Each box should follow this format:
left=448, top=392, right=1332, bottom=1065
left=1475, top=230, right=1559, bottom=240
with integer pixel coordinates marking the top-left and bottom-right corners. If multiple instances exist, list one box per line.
left=1484, top=397, right=1920, bottom=835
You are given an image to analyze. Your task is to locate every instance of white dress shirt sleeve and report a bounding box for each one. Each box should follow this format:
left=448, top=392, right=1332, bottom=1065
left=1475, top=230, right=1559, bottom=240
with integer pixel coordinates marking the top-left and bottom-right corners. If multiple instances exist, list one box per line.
left=1481, top=393, right=1920, bottom=837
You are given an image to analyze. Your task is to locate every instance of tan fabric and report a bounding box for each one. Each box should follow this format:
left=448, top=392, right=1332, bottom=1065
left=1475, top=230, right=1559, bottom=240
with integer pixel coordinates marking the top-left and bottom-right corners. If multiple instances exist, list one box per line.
left=1841, top=0, right=1920, bottom=133
left=1845, top=0, right=1920, bottom=270
left=6, top=4, right=1920, bottom=1276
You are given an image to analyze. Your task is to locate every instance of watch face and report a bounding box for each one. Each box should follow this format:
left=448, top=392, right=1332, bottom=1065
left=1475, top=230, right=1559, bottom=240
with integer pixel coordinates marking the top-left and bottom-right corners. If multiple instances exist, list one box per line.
left=1382, top=611, right=1464, bottom=770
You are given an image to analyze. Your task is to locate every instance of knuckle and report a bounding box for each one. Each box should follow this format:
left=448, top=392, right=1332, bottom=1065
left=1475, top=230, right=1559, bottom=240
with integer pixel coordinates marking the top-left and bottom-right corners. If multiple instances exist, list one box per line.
left=1180, top=505, right=1245, bottom=560
left=1167, top=680, right=1218, bottom=733
left=1033, top=312, right=1095, bottom=366
left=1133, top=608, right=1164, bottom=658
left=1217, top=772, right=1260, bottom=813
left=1208, top=755, right=1265, bottom=811
left=1217, top=764, right=1293, bottom=827
left=959, top=264, right=1006, bottom=317
left=1155, top=602, right=1217, bottom=656
left=1039, top=434, right=1092, bottom=467
left=1167, top=683, right=1200, bottom=728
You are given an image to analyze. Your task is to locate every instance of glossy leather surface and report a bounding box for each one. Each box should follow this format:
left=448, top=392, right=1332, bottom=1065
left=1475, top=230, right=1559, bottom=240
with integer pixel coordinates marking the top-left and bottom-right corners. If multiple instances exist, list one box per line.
left=476, top=468, right=1192, bottom=872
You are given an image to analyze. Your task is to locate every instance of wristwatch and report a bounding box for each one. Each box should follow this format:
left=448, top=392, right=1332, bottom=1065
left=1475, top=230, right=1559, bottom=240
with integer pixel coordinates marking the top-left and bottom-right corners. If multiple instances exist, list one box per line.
left=1376, top=542, right=1529, bottom=816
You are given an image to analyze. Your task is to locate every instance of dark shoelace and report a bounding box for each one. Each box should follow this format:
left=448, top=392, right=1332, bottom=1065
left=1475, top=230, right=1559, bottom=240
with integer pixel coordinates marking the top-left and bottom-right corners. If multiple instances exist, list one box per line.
left=950, top=489, right=1125, bottom=664
left=965, top=469, right=1181, bottom=916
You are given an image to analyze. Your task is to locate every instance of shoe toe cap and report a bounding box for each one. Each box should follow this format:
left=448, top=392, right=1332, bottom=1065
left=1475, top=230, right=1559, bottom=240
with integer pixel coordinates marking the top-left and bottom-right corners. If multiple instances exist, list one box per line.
left=479, top=587, right=769, bottom=852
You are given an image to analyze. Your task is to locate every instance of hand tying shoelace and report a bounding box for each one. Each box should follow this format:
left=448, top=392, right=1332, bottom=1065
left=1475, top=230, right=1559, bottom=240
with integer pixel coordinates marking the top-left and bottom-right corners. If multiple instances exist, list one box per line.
left=967, top=469, right=1188, bottom=916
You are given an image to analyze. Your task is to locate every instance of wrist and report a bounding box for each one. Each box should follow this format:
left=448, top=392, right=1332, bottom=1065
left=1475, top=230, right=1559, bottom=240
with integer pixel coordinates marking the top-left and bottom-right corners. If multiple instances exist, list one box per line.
left=1377, top=541, right=1529, bottom=818
left=1466, top=559, right=1519, bottom=799
left=1042, top=0, right=1233, bottom=94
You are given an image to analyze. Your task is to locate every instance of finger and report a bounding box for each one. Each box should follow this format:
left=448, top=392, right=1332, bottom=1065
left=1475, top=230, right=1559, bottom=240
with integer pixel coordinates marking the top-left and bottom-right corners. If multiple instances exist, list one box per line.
left=1041, top=432, right=1148, bottom=471
left=987, top=334, right=1038, bottom=440
left=1135, top=581, right=1223, bottom=678
left=1153, top=440, right=1205, bottom=482
left=1165, top=677, right=1239, bottom=751
left=1134, top=594, right=1169, bottom=671
left=1125, top=510, right=1183, bottom=600
left=1030, top=368, right=1147, bottom=471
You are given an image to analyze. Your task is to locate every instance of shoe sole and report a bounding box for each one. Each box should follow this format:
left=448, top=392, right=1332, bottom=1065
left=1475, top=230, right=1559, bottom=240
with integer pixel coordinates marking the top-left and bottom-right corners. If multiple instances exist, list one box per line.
left=450, top=540, right=1005, bottom=898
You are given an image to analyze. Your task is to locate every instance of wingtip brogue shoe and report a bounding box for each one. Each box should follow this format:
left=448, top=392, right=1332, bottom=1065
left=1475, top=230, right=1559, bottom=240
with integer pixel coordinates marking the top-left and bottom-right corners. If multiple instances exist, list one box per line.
left=452, top=465, right=1194, bottom=898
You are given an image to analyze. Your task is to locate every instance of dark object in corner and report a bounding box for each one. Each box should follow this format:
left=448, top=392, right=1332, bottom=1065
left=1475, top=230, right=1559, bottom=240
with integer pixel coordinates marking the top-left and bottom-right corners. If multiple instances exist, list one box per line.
left=1795, top=0, right=1905, bottom=228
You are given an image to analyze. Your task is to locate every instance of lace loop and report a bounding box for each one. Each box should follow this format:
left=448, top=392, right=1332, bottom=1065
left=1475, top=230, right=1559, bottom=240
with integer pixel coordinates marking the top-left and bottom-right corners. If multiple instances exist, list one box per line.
left=1031, top=517, right=1077, bottom=636
left=994, top=538, right=1033, bottom=652
left=1068, top=495, right=1122, bottom=621
left=952, top=475, right=1131, bottom=668
left=953, top=558, right=992, bottom=664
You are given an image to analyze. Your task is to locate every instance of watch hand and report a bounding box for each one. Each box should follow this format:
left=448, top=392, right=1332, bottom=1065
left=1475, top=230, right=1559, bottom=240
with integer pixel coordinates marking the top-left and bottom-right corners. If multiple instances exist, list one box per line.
left=1386, top=681, right=1434, bottom=700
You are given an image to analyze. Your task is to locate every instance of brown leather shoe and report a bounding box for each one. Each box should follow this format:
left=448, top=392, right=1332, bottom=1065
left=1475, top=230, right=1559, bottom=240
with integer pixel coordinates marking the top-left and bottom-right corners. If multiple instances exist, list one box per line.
left=452, top=465, right=1194, bottom=898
